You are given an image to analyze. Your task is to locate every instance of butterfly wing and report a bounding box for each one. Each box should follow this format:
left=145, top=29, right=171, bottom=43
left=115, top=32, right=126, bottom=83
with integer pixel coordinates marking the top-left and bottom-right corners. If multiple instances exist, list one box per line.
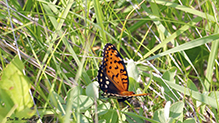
left=97, top=43, right=129, bottom=94
left=97, top=64, right=120, bottom=94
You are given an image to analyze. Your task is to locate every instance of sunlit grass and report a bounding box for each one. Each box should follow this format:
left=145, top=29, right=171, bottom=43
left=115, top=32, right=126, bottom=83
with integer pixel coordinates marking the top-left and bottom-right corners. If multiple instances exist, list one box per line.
left=0, top=0, right=218, bottom=122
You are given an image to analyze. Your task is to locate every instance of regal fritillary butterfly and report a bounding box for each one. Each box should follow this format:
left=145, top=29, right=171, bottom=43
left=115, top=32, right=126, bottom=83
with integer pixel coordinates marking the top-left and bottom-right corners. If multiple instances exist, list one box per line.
left=97, top=43, right=148, bottom=98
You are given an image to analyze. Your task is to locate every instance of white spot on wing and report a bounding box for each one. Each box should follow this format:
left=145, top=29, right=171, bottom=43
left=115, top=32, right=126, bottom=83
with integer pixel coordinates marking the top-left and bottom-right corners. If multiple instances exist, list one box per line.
left=105, top=84, right=108, bottom=88
left=106, top=80, right=109, bottom=85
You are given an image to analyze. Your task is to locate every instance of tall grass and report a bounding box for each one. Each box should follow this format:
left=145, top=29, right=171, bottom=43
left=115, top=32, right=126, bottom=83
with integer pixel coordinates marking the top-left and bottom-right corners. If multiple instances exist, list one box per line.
left=0, top=0, right=218, bottom=122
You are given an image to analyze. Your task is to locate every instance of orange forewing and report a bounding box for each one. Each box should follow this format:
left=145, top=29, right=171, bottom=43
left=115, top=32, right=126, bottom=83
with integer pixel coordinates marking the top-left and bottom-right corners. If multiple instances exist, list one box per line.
left=103, top=45, right=128, bottom=92
left=97, top=43, right=148, bottom=97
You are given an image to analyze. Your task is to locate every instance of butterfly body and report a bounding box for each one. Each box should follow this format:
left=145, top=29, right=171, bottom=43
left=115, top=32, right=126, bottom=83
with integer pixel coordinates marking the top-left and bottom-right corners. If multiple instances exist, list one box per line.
left=97, top=43, right=148, bottom=98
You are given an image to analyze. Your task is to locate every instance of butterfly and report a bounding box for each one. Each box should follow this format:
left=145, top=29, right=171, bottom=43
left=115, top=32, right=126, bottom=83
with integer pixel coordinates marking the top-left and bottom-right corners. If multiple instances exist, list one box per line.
left=97, top=43, right=148, bottom=98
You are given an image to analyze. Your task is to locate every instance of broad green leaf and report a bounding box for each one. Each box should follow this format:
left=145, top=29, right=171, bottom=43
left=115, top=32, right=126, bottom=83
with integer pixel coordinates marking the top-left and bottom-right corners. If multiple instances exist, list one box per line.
left=0, top=56, right=34, bottom=121
left=96, top=100, right=111, bottom=115
left=183, top=118, right=196, bottom=123
left=127, top=59, right=142, bottom=92
left=128, top=77, right=140, bottom=92
left=187, top=79, right=198, bottom=91
left=169, top=101, right=184, bottom=121
left=161, top=67, right=179, bottom=101
left=164, top=101, right=171, bottom=121
left=127, top=59, right=140, bottom=81
left=86, top=81, right=99, bottom=99
left=162, top=67, right=177, bottom=83
left=153, top=109, right=166, bottom=123
left=154, top=101, right=183, bottom=122
left=72, top=95, right=93, bottom=111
